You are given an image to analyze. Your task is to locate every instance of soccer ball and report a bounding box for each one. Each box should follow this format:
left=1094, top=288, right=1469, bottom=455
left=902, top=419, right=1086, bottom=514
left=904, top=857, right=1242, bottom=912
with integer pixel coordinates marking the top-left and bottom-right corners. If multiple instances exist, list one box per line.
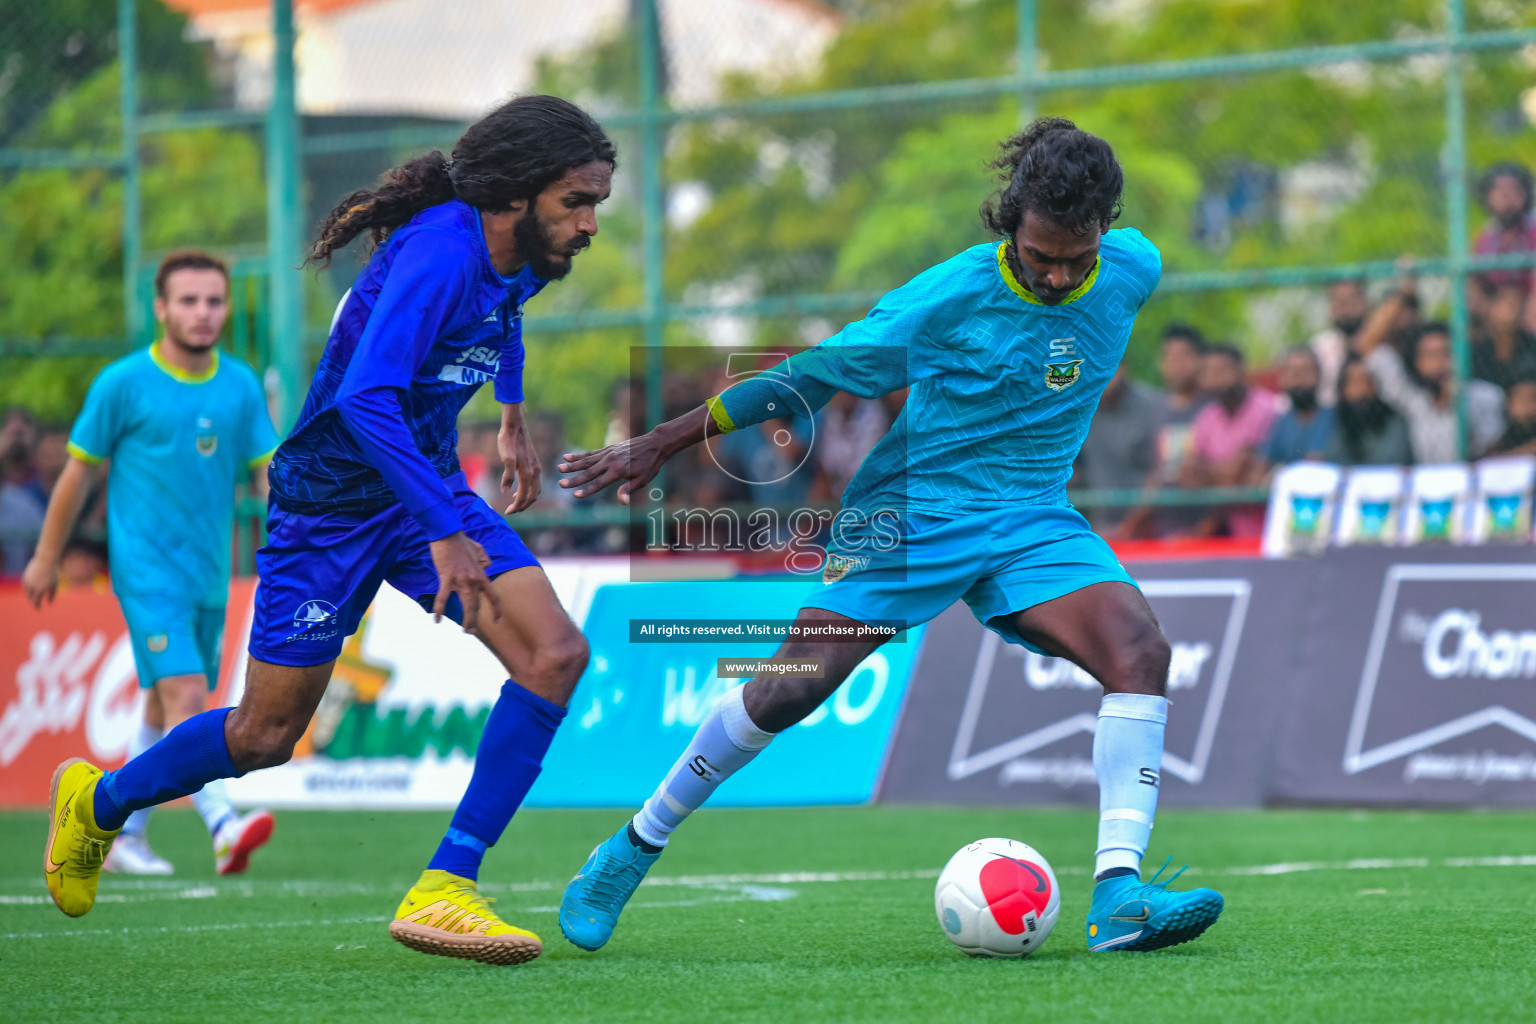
left=934, top=837, right=1060, bottom=958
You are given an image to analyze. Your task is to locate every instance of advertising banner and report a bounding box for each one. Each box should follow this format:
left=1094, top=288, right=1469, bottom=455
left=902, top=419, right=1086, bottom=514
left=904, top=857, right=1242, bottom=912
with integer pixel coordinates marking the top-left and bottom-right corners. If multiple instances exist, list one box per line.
left=1334, top=466, right=1407, bottom=546
left=532, top=580, right=920, bottom=807
left=223, top=566, right=918, bottom=809
left=1263, top=462, right=1343, bottom=558
left=0, top=582, right=252, bottom=806
left=877, top=561, right=1309, bottom=806
left=1470, top=455, right=1536, bottom=544
left=1400, top=464, right=1474, bottom=545
left=1270, top=547, right=1536, bottom=805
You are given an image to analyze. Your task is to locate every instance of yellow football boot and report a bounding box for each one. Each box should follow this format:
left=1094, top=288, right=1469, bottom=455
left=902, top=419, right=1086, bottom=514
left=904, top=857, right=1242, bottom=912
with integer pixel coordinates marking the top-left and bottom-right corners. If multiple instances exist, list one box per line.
left=389, top=869, right=543, bottom=965
left=44, top=758, right=120, bottom=918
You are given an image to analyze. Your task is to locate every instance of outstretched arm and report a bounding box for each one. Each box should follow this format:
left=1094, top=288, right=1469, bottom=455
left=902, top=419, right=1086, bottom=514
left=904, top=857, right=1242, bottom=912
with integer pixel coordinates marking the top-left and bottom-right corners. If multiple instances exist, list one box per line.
left=22, top=456, right=101, bottom=607
left=560, top=278, right=941, bottom=502
left=1354, top=263, right=1416, bottom=357
left=557, top=401, right=723, bottom=504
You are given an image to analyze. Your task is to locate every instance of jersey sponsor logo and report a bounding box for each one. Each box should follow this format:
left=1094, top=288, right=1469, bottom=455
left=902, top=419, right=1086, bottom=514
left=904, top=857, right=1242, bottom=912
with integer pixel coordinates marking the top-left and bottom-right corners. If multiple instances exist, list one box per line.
left=437, top=345, right=500, bottom=387
left=1043, top=359, right=1083, bottom=392
left=195, top=416, right=218, bottom=456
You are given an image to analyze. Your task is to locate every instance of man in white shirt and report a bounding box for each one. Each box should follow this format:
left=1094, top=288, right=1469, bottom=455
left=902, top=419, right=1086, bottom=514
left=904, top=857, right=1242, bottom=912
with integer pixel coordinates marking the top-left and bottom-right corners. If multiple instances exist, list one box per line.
left=1355, top=275, right=1504, bottom=461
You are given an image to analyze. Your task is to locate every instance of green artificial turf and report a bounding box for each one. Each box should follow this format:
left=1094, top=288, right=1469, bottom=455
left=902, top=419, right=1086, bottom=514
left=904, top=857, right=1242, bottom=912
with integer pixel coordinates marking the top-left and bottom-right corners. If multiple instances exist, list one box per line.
left=3, top=806, right=1534, bottom=1023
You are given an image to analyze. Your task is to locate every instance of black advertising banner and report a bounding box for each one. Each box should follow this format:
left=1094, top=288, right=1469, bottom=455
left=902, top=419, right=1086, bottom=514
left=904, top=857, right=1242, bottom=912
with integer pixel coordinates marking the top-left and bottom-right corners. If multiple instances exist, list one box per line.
left=1270, top=547, right=1536, bottom=805
left=878, top=560, right=1310, bottom=806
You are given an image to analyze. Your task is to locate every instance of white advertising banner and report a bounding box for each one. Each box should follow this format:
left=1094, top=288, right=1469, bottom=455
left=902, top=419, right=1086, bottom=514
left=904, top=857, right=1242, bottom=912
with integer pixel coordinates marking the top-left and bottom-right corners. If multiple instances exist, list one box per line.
left=1333, top=465, right=1407, bottom=546
left=1470, top=455, right=1536, bottom=544
left=1263, top=461, right=1342, bottom=558
left=224, top=558, right=632, bottom=809
left=1400, top=463, right=1474, bottom=545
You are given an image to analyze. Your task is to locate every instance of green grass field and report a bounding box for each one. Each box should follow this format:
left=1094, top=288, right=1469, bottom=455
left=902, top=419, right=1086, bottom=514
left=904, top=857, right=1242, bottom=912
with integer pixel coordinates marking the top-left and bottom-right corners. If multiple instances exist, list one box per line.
left=3, top=806, right=1535, bottom=1023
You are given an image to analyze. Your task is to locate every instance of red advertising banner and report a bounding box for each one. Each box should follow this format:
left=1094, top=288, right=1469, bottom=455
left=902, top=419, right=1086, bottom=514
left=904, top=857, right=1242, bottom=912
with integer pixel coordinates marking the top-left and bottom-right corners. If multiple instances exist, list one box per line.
left=0, top=581, right=255, bottom=807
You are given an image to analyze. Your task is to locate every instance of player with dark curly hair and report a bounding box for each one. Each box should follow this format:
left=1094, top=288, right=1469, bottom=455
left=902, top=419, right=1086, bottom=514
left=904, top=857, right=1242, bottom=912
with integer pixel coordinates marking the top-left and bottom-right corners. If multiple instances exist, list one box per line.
left=43, top=95, right=615, bottom=966
left=556, top=117, right=1224, bottom=955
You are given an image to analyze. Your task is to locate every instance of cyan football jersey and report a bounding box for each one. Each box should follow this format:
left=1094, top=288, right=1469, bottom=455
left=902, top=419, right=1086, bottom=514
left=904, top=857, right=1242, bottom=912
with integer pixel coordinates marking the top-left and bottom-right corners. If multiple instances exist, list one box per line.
left=69, top=345, right=279, bottom=605
left=714, top=228, right=1162, bottom=516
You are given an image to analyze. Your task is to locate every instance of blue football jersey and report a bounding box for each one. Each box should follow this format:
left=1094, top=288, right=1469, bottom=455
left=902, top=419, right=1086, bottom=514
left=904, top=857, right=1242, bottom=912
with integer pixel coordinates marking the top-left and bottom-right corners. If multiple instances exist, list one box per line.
left=712, top=228, right=1162, bottom=516
left=268, top=198, right=544, bottom=539
left=69, top=345, right=278, bottom=605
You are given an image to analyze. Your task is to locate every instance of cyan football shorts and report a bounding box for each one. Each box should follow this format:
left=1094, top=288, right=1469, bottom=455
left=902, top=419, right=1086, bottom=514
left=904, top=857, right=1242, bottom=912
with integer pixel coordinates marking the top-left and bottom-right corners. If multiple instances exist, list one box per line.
left=117, top=593, right=226, bottom=688
left=803, top=503, right=1138, bottom=654
left=248, top=481, right=540, bottom=668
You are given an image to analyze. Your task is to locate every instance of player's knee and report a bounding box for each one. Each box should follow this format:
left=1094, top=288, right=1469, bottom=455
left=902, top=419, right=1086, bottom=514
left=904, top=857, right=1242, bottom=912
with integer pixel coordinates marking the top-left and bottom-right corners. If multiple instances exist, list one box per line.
left=528, top=632, right=589, bottom=693
left=159, top=681, right=207, bottom=723
left=748, top=675, right=835, bottom=732
left=1102, top=623, right=1170, bottom=696
left=225, top=711, right=304, bottom=772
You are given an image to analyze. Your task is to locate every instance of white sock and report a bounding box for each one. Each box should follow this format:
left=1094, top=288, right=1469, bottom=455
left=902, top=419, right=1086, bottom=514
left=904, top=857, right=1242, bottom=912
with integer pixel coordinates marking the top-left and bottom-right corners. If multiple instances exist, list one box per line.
left=120, top=721, right=164, bottom=837
left=191, top=779, right=237, bottom=837
left=1093, top=692, right=1168, bottom=880
left=632, top=686, right=775, bottom=847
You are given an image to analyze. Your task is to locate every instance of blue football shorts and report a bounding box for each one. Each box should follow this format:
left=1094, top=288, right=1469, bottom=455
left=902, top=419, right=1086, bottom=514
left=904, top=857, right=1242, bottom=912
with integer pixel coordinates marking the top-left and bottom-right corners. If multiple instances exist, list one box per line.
left=803, top=503, right=1138, bottom=654
left=248, top=478, right=540, bottom=667
left=116, top=593, right=225, bottom=689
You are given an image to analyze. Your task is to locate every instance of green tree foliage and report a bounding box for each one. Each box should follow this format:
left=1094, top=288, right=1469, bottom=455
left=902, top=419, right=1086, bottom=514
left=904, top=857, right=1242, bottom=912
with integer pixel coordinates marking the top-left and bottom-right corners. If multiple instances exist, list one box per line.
left=0, top=0, right=214, bottom=144
left=547, top=0, right=1536, bottom=390
left=0, top=66, right=266, bottom=421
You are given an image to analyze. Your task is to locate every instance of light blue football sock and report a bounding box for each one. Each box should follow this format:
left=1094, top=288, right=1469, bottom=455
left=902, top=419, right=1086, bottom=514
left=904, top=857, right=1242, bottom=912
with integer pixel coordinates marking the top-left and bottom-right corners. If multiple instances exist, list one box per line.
left=632, top=686, right=775, bottom=847
left=1093, top=693, right=1168, bottom=880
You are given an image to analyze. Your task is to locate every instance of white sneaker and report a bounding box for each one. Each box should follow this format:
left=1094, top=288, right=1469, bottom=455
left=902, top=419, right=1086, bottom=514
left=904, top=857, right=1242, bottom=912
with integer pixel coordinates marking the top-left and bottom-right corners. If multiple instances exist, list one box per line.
left=104, top=833, right=175, bottom=875
left=214, top=810, right=275, bottom=876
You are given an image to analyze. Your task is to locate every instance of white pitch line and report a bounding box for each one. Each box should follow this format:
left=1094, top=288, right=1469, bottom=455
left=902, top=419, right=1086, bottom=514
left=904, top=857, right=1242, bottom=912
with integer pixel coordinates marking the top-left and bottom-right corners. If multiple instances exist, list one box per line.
left=5, top=854, right=1535, bottom=927
left=1, top=915, right=391, bottom=942
left=0, top=886, right=220, bottom=906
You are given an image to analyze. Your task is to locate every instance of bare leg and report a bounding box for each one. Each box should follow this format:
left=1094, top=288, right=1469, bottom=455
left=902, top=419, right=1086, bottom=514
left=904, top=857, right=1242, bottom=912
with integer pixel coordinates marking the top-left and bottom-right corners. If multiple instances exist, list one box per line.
left=224, top=659, right=336, bottom=773
left=470, top=565, right=589, bottom=706
left=1000, top=581, right=1171, bottom=883
left=742, top=607, right=893, bottom=731
left=1000, top=581, right=1169, bottom=696
left=413, top=565, right=589, bottom=885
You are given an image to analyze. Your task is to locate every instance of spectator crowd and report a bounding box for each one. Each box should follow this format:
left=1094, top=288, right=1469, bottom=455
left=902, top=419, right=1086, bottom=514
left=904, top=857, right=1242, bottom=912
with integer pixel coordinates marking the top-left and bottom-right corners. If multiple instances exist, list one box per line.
left=6, top=162, right=1536, bottom=573
left=1074, top=160, right=1536, bottom=539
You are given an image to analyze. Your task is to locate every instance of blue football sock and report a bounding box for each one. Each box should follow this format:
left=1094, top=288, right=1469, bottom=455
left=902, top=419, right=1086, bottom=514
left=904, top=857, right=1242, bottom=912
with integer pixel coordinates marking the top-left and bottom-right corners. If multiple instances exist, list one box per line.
left=427, top=679, right=566, bottom=881
left=93, top=707, right=241, bottom=833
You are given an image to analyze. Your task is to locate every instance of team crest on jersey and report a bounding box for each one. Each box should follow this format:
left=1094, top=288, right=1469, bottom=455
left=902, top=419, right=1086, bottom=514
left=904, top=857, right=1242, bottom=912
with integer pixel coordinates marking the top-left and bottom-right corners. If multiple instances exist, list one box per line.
left=1043, top=359, right=1083, bottom=392
left=195, top=416, right=218, bottom=456
left=822, top=553, right=869, bottom=583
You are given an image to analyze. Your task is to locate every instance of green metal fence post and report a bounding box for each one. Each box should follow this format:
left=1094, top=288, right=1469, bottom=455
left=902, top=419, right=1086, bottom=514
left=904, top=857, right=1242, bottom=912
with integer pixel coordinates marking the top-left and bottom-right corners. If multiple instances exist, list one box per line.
left=638, top=0, right=667, bottom=443
left=266, top=0, right=305, bottom=430
left=1444, top=0, right=1472, bottom=458
left=118, top=0, right=143, bottom=345
left=1017, top=0, right=1037, bottom=124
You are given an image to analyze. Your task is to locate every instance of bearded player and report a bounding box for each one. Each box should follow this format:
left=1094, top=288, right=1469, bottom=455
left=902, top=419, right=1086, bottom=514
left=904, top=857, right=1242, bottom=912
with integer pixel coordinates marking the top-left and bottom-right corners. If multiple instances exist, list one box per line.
left=44, top=95, right=611, bottom=966
left=24, top=251, right=278, bottom=878
left=557, top=118, right=1224, bottom=954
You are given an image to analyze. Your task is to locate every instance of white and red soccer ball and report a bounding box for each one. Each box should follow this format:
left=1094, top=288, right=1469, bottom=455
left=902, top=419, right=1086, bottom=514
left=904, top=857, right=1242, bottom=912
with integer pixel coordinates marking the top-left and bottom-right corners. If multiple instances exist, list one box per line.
left=934, top=837, right=1060, bottom=957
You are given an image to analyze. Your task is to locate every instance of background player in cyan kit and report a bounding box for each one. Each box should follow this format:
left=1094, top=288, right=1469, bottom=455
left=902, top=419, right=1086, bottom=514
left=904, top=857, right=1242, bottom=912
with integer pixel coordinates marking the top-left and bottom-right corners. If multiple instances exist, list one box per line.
left=25, top=251, right=279, bottom=878
left=43, top=96, right=613, bottom=967
left=558, top=118, right=1224, bottom=955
